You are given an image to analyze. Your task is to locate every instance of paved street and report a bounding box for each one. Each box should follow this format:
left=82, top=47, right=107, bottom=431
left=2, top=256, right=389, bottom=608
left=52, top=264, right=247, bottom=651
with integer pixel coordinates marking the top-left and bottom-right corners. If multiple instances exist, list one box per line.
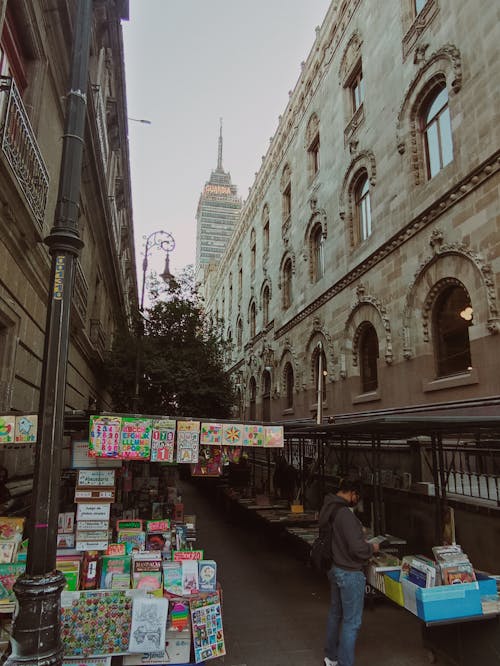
left=181, top=481, right=430, bottom=666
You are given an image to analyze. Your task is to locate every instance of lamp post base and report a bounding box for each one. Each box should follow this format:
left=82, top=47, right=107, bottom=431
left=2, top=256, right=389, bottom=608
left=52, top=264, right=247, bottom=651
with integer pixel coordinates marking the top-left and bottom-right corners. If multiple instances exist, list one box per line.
left=6, top=572, right=66, bottom=666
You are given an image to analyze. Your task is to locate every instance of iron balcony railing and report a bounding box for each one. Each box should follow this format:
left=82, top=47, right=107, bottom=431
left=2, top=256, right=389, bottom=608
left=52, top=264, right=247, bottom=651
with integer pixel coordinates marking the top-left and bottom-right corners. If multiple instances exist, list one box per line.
left=0, top=76, right=49, bottom=229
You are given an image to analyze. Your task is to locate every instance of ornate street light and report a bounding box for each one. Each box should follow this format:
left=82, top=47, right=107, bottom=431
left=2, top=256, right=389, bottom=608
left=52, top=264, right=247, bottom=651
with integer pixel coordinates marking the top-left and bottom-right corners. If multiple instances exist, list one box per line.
left=132, top=231, right=175, bottom=412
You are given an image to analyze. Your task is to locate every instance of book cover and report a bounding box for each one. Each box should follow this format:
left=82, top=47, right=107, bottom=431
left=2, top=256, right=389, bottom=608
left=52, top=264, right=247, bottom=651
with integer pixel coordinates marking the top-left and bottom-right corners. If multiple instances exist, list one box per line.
left=100, top=555, right=131, bottom=589
left=181, top=559, right=199, bottom=595
left=117, top=530, right=146, bottom=553
left=198, top=560, right=217, bottom=592
left=442, top=563, right=476, bottom=585
left=0, top=541, right=17, bottom=564
left=162, top=561, right=182, bottom=596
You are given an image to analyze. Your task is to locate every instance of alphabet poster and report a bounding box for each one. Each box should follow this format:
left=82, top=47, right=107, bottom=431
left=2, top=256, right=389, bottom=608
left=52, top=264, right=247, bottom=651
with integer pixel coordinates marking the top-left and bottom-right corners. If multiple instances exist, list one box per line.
left=243, top=424, right=264, bottom=447
left=176, top=421, right=200, bottom=464
left=150, top=419, right=176, bottom=462
left=120, top=418, right=152, bottom=459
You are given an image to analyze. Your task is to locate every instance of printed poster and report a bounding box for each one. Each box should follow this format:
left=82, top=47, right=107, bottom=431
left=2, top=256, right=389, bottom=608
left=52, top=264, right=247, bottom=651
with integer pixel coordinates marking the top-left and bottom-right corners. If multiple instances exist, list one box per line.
left=120, top=418, right=152, bottom=460
left=15, top=414, right=37, bottom=443
left=264, top=425, right=284, bottom=448
left=89, top=416, right=122, bottom=458
left=200, top=423, right=222, bottom=446
left=243, top=424, right=264, bottom=447
left=190, top=591, right=226, bottom=663
left=63, top=658, right=111, bottom=666
left=0, top=415, right=15, bottom=445
left=176, top=421, right=200, bottom=464
left=129, top=596, right=169, bottom=654
left=150, top=419, right=176, bottom=462
left=222, top=423, right=242, bottom=447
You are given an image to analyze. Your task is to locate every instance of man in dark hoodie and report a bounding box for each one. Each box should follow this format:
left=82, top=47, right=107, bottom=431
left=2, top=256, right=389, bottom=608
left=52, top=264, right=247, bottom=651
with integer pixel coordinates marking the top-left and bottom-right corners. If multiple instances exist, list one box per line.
left=320, top=478, right=379, bottom=666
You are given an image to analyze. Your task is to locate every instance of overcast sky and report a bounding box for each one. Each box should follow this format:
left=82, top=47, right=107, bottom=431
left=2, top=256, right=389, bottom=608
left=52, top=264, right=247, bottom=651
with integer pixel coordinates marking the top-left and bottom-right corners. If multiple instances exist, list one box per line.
left=122, top=0, right=332, bottom=281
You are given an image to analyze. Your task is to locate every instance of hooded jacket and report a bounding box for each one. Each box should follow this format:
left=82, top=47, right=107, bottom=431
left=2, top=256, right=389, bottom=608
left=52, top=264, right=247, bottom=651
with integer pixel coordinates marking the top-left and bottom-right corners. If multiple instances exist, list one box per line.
left=319, top=493, right=373, bottom=571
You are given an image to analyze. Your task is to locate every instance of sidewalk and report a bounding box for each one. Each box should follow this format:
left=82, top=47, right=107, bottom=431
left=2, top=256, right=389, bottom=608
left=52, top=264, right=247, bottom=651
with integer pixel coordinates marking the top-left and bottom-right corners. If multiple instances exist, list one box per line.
left=180, top=480, right=430, bottom=666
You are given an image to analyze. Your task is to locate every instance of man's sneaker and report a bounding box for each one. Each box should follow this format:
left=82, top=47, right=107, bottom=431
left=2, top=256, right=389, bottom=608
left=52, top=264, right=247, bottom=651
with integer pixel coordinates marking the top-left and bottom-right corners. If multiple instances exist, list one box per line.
left=324, top=658, right=338, bottom=666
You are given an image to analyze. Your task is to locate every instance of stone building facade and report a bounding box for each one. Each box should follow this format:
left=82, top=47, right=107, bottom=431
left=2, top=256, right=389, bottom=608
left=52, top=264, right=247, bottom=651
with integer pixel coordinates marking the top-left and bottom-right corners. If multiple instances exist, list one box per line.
left=203, top=0, right=500, bottom=423
left=0, top=0, right=137, bottom=421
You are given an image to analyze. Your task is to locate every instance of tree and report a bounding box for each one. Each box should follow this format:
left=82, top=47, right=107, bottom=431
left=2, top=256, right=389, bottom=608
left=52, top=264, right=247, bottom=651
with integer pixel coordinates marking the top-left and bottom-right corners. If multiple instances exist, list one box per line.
left=104, top=266, right=236, bottom=417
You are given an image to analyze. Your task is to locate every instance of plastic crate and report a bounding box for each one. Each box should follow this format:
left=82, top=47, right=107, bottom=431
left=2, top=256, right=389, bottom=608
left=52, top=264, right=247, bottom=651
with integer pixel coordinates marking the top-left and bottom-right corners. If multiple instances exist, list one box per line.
left=384, top=570, right=404, bottom=607
left=415, top=582, right=482, bottom=622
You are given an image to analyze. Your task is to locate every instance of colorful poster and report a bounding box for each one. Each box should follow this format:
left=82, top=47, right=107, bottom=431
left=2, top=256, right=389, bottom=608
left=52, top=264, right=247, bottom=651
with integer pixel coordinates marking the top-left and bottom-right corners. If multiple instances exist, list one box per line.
left=190, top=591, right=226, bottom=663
left=150, top=419, right=176, bottom=462
left=176, top=421, right=200, bottom=464
left=222, top=423, right=242, bottom=447
left=0, top=415, right=15, bottom=445
left=191, top=447, right=222, bottom=477
left=63, top=658, right=111, bottom=666
left=60, top=590, right=133, bottom=656
left=89, top=416, right=122, bottom=458
left=120, top=418, right=152, bottom=459
left=224, top=446, right=242, bottom=464
left=243, top=424, right=264, bottom=447
left=200, top=423, right=222, bottom=446
left=264, top=425, right=284, bottom=448
left=15, top=414, right=37, bottom=443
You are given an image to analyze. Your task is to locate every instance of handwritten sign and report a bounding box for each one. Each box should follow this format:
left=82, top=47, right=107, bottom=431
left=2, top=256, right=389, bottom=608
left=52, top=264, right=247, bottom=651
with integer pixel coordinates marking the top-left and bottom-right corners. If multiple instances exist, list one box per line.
left=173, top=550, right=204, bottom=561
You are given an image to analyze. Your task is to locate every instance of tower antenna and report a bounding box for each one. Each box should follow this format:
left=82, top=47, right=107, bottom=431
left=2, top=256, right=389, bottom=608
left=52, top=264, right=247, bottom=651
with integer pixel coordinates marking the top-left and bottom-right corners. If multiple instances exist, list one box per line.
left=217, top=117, right=223, bottom=171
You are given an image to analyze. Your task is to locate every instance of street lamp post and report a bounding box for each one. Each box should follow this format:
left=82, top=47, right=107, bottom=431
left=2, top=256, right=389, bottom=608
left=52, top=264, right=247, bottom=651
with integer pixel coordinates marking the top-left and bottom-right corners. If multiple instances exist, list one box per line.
left=132, top=231, right=175, bottom=412
left=7, top=1, right=93, bottom=664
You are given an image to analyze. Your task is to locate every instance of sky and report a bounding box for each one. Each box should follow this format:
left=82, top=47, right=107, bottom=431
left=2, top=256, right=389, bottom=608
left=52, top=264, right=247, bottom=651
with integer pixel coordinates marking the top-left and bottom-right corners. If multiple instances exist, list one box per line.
left=122, top=0, right=332, bottom=282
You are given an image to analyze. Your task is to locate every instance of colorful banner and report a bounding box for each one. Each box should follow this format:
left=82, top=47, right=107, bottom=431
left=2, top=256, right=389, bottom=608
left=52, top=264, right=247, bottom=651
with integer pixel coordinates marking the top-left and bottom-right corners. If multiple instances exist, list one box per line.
left=176, top=421, right=200, bottom=464
left=120, top=418, right=152, bottom=459
left=89, top=416, right=122, bottom=458
left=150, top=419, right=176, bottom=462
left=200, top=422, right=223, bottom=446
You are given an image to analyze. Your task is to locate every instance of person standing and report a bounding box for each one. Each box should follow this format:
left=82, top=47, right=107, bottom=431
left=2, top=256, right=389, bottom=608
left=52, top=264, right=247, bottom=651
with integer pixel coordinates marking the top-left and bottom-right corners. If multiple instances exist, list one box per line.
left=320, top=478, right=379, bottom=666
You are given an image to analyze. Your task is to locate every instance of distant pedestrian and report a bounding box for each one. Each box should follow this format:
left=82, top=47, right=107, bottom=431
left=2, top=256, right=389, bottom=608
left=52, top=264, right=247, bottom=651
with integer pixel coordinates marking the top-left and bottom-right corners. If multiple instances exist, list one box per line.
left=319, top=478, right=379, bottom=666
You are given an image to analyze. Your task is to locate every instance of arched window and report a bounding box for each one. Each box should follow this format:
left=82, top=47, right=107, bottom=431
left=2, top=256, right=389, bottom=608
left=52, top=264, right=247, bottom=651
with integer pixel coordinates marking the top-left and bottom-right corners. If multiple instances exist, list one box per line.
left=354, top=173, right=372, bottom=242
left=281, top=164, right=292, bottom=226
left=262, top=285, right=270, bottom=327
left=237, top=318, right=243, bottom=349
left=249, top=301, right=256, bottom=338
left=434, top=285, right=472, bottom=377
left=249, top=377, right=257, bottom=421
left=228, top=273, right=233, bottom=314
left=312, top=225, right=325, bottom=282
left=250, top=228, right=256, bottom=275
left=421, top=84, right=453, bottom=179
left=306, top=113, right=320, bottom=183
left=238, top=254, right=243, bottom=300
left=415, top=0, right=426, bottom=16
left=262, top=204, right=270, bottom=255
left=283, top=259, right=293, bottom=310
left=284, top=363, right=294, bottom=409
left=359, top=323, right=379, bottom=392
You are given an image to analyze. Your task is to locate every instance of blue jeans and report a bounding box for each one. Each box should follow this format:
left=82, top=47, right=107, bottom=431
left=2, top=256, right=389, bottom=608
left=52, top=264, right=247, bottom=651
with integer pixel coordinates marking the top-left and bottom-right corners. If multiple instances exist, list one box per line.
left=325, top=566, right=366, bottom=666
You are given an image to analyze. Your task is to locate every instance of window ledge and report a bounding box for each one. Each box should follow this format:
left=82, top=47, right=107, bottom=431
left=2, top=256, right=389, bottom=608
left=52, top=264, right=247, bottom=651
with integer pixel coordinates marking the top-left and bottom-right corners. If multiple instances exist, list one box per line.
left=309, top=402, right=328, bottom=413
left=422, top=368, right=478, bottom=393
left=352, top=389, right=380, bottom=404
left=282, top=407, right=294, bottom=416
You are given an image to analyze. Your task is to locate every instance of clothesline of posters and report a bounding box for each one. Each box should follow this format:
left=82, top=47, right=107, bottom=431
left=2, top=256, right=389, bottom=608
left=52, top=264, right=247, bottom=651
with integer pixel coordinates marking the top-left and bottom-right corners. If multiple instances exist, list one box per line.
left=88, top=416, right=284, bottom=464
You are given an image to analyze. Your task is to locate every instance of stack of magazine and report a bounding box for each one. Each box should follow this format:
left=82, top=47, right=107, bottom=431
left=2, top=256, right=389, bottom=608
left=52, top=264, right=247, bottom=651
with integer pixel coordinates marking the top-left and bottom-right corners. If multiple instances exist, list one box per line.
left=432, top=544, right=476, bottom=585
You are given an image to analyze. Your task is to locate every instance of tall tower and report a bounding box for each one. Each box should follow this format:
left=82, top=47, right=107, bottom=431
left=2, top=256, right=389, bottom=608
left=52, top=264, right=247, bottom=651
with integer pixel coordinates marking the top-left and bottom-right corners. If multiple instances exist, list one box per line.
left=195, top=120, right=241, bottom=284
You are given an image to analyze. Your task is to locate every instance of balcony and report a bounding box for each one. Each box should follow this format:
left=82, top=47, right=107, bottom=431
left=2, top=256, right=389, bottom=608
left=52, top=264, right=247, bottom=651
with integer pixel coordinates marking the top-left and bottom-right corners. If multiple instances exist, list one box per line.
left=0, top=76, right=49, bottom=230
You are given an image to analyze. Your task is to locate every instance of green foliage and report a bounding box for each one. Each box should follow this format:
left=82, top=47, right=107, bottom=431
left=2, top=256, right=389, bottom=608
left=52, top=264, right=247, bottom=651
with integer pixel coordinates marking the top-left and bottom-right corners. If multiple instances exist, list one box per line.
left=104, top=265, right=235, bottom=418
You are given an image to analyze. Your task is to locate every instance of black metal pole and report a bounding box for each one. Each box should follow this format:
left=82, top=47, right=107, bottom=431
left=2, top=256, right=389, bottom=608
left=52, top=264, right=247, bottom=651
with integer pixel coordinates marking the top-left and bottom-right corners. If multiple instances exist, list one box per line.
left=7, top=1, right=93, bottom=664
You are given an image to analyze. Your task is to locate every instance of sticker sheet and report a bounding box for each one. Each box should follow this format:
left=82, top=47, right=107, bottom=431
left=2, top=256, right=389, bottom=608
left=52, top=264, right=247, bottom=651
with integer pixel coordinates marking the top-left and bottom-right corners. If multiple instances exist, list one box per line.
left=150, top=419, right=176, bottom=462
left=89, top=416, right=122, bottom=458
left=190, top=592, right=226, bottom=663
left=200, top=423, right=223, bottom=446
left=120, top=418, right=152, bottom=460
left=61, top=590, right=132, bottom=656
left=176, top=421, right=200, bottom=464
